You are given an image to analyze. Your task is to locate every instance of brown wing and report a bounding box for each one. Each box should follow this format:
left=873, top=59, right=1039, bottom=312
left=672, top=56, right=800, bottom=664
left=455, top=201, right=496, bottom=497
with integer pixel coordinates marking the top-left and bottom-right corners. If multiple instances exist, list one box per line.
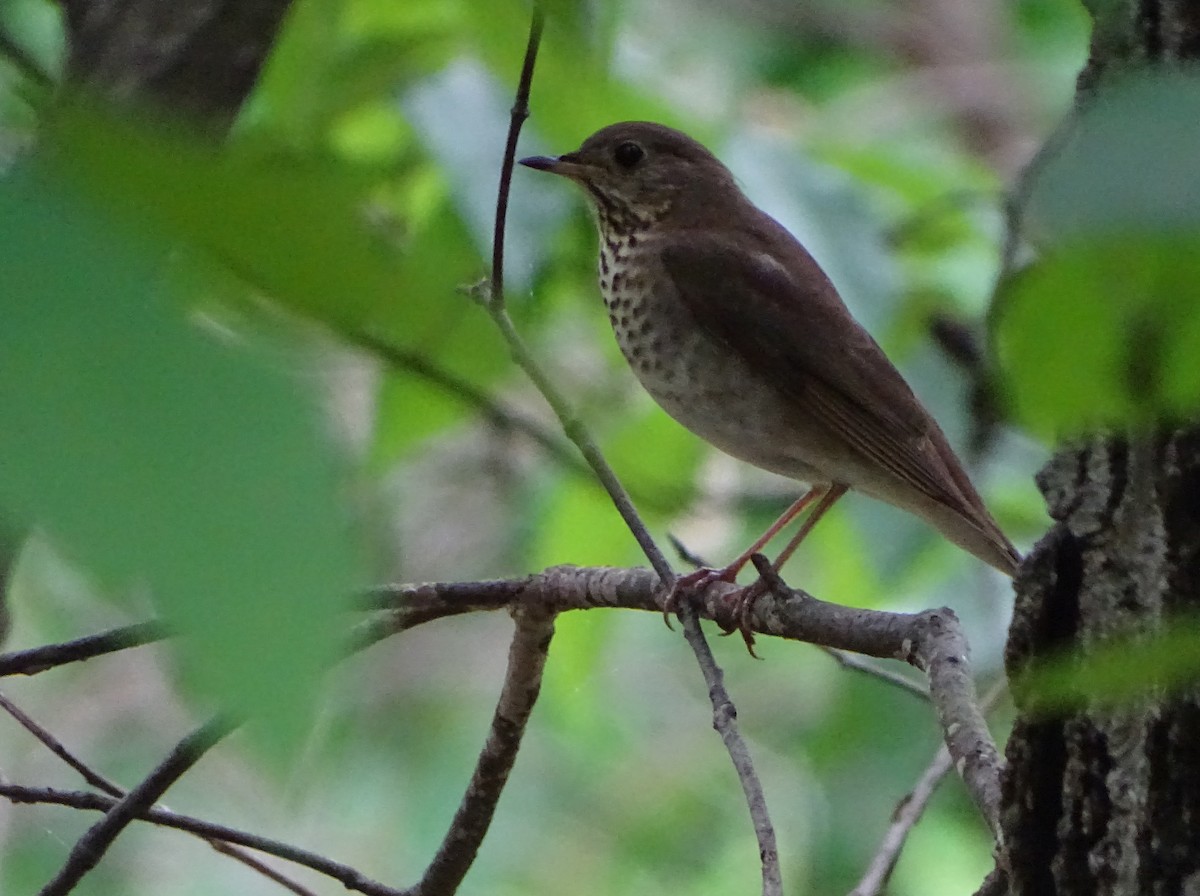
left=657, top=226, right=1014, bottom=564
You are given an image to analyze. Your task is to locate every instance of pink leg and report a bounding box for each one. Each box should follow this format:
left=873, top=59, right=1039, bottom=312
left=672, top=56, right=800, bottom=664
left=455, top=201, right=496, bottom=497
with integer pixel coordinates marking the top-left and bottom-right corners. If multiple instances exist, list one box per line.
left=731, top=483, right=849, bottom=645
left=664, top=486, right=825, bottom=626
left=768, top=483, right=848, bottom=572
left=714, top=486, right=826, bottom=580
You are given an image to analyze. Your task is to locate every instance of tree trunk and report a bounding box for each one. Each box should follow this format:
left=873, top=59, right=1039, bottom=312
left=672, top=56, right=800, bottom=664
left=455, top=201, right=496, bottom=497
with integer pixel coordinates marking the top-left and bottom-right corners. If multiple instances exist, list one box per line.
left=1000, top=2, right=1200, bottom=893
left=1003, top=431, right=1200, bottom=894
left=58, top=0, right=293, bottom=131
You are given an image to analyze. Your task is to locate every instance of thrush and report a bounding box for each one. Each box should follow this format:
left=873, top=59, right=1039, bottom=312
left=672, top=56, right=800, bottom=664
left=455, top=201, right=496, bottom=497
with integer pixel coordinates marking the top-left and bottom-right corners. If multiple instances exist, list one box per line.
left=519, top=122, right=1019, bottom=624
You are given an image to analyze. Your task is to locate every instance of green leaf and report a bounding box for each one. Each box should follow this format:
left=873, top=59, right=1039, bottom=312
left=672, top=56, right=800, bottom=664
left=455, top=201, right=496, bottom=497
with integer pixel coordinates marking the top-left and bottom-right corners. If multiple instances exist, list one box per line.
left=48, top=104, right=410, bottom=331
left=0, top=160, right=362, bottom=747
left=997, top=235, right=1200, bottom=438
left=46, top=105, right=512, bottom=465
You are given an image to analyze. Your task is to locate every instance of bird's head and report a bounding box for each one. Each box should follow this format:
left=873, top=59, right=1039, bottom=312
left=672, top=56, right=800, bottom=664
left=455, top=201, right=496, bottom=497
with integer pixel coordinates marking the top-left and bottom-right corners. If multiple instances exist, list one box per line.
left=520, top=121, right=737, bottom=231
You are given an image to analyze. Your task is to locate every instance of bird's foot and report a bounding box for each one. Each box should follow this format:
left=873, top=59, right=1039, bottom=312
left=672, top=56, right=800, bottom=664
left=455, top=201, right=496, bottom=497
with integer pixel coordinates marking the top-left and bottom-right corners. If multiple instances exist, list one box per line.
left=661, top=565, right=740, bottom=629
left=660, top=564, right=767, bottom=658
left=718, top=554, right=799, bottom=657
left=718, top=578, right=769, bottom=658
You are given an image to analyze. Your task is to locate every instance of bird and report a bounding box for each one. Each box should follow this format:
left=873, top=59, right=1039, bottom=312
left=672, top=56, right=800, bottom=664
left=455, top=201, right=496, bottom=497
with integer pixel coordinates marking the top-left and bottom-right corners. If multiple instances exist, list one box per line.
left=519, top=122, right=1019, bottom=628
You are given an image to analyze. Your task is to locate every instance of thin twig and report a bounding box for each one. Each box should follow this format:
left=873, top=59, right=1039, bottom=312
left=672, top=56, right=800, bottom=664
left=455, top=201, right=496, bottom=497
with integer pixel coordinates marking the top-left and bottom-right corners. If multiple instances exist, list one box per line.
left=849, top=680, right=1008, bottom=896
left=0, top=691, right=319, bottom=895
left=482, top=5, right=674, bottom=586
left=819, top=647, right=931, bottom=701
left=39, top=715, right=236, bottom=895
left=850, top=747, right=953, bottom=896
left=487, top=11, right=780, bottom=892
left=679, top=604, right=783, bottom=895
left=1, top=783, right=404, bottom=896
left=414, top=602, right=556, bottom=895
left=0, top=691, right=123, bottom=795
left=489, top=8, right=544, bottom=318
left=0, top=621, right=171, bottom=676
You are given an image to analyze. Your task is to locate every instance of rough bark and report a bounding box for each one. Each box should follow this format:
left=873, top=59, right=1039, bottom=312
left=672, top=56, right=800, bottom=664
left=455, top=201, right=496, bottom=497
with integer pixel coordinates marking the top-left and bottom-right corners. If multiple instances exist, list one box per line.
left=58, top=0, right=294, bottom=131
left=999, top=2, right=1200, bottom=894
left=1002, top=432, right=1200, bottom=895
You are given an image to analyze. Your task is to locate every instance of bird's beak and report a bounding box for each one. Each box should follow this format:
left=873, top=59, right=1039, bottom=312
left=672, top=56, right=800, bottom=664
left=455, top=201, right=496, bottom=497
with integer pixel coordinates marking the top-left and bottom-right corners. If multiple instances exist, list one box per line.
left=518, top=152, right=591, bottom=180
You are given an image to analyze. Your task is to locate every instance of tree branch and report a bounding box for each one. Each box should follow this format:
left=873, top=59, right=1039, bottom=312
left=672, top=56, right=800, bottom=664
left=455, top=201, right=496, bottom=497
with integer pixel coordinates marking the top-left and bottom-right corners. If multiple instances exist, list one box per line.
left=371, top=565, right=1003, bottom=833
left=849, top=681, right=1008, bottom=896
left=0, top=783, right=403, bottom=896
left=413, top=603, right=556, bottom=896
left=0, top=691, right=319, bottom=895
left=38, top=714, right=236, bottom=895
left=0, top=621, right=170, bottom=677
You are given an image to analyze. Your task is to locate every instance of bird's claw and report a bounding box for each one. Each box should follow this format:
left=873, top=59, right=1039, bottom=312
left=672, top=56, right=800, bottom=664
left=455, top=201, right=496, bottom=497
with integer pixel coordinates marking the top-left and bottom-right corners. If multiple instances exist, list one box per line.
left=715, top=579, right=767, bottom=658
left=659, top=565, right=767, bottom=658
left=660, top=565, right=739, bottom=629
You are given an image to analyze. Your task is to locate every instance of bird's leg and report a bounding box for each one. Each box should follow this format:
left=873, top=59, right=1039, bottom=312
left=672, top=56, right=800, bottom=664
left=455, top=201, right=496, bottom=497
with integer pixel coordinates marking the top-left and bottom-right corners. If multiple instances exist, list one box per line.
left=663, top=487, right=824, bottom=626
left=731, top=483, right=849, bottom=642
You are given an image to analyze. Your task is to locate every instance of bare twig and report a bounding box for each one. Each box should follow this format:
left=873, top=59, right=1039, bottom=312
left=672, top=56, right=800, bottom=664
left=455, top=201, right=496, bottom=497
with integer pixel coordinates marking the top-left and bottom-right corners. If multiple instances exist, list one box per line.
left=0, top=691, right=123, bottom=794
left=678, top=604, right=783, bottom=895
left=414, top=602, right=556, bottom=896
left=0, top=621, right=170, bottom=677
left=0, top=783, right=403, bottom=896
left=39, top=714, right=236, bottom=895
left=851, top=747, right=953, bottom=896
left=849, top=680, right=1008, bottom=896
left=0, top=692, right=319, bottom=895
left=819, top=647, right=931, bottom=701
left=483, top=6, right=673, bottom=587
left=489, top=7, right=543, bottom=318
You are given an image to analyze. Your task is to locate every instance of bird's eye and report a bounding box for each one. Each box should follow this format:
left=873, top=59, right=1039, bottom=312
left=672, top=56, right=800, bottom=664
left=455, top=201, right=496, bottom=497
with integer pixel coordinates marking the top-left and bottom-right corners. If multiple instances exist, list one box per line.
left=614, top=141, right=644, bottom=168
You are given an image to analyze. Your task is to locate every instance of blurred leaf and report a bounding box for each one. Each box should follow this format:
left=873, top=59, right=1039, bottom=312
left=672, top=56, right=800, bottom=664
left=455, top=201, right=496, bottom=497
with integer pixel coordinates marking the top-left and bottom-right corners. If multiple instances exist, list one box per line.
left=368, top=198, right=511, bottom=462
left=49, top=104, right=404, bottom=330
left=48, top=104, right=514, bottom=465
left=0, top=160, right=361, bottom=746
left=371, top=313, right=510, bottom=464
left=1005, top=74, right=1200, bottom=437
left=1015, top=616, right=1200, bottom=714
left=998, top=235, right=1200, bottom=438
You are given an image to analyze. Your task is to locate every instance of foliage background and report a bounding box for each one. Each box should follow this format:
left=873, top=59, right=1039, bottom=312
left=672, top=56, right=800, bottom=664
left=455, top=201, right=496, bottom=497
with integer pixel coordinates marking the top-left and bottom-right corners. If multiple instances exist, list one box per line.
left=0, top=0, right=1086, bottom=893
